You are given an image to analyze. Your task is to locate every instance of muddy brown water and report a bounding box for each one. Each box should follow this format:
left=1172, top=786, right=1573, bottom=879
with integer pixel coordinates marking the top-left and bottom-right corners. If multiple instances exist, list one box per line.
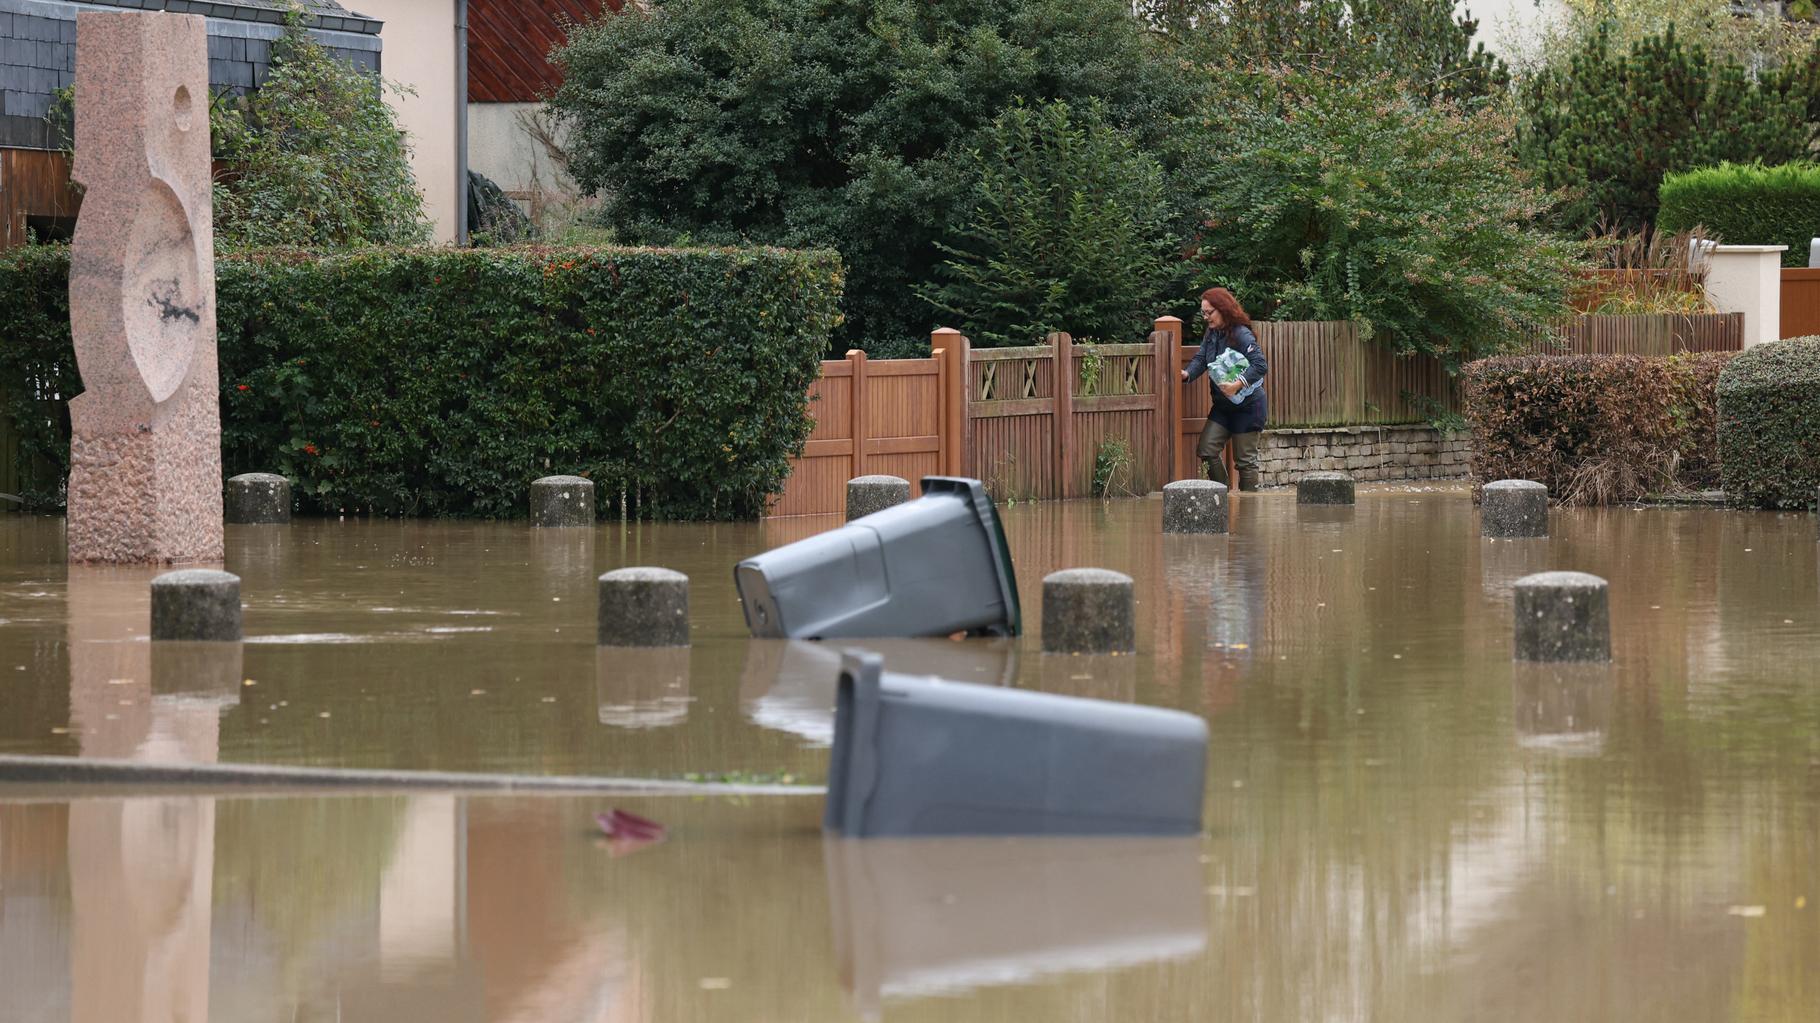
left=2, top=487, right=1818, bottom=1020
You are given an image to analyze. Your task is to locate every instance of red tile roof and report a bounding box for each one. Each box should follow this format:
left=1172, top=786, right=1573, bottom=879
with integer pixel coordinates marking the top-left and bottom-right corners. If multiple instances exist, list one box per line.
left=469, top=0, right=622, bottom=103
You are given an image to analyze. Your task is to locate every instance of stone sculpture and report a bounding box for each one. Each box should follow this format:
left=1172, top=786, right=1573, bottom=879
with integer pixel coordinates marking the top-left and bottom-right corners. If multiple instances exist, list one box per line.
left=66, top=11, right=223, bottom=563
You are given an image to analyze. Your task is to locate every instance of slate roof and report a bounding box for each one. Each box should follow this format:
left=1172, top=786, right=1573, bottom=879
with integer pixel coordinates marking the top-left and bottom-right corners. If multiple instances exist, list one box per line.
left=76, top=0, right=378, bottom=34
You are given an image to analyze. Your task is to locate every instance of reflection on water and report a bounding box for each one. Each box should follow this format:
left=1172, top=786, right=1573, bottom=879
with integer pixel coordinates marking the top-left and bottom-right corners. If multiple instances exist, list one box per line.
left=3, top=489, right=1820, bottom=1019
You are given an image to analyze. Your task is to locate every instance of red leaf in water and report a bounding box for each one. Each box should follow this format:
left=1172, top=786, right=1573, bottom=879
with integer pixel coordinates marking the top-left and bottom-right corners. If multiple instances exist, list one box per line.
left=594, top=809, right=667, bottom=857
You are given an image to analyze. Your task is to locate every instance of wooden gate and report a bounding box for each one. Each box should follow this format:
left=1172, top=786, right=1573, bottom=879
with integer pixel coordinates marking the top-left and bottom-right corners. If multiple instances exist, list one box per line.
left=1782, top=269, right=1820, bottom=339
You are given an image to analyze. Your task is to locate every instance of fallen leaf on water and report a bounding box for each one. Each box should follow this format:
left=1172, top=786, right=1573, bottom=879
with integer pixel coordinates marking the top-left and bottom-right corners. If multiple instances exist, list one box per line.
left=595, top=808, right=667, bottom=857
left=698, top=978, right=731, bottom=991
left=1797, top=896, right=1807, bottom=910
left=106, top=678, right=134, bottom=686
left=1727, top=905, right=1766, bottom=918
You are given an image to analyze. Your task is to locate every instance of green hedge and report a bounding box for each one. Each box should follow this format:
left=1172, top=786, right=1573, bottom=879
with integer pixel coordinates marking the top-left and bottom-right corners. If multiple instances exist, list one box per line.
left=0, top=245, right=843, bottom=519
left=1462, top=353, right=1733, bottom=505
left=1717, top=337, right=1820, bottom=509
left=1658, top=163, right=1820, bottom=269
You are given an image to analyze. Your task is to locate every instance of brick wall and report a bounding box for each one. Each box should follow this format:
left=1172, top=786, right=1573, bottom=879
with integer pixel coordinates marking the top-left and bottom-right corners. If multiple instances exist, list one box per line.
left=1250, top=425, right=1471, bottom=488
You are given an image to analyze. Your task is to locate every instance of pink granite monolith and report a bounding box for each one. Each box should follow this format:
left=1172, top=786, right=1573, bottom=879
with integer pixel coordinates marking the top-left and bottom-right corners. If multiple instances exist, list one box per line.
left=65, top=11, right=223, bottom=564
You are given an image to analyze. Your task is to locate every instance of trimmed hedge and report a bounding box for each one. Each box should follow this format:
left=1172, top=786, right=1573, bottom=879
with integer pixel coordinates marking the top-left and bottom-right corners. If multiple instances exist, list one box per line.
left=1657, top=163, right=1820, bottom=269
left=1462, top=353, right=1733, bottom=506
left=1717, top=337, right=1820, bottom=509
left=0, top=245, right=843, bottom=519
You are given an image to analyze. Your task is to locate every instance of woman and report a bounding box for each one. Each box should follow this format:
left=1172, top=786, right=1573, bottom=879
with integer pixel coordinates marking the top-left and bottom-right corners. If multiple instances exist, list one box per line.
left=1180, top=287, right=1268, bottom=491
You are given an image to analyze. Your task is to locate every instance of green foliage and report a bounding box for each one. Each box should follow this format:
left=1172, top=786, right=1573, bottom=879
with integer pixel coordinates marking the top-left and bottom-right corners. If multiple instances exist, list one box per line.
left=211, top=18, right=430, bottom=247
left=548, top=0, right=1197, bottom=353
left=1658, top=162, right=1820, bottom=268
left=1193, top=76, right=1580, bottom=363
left=1462, top=352, right=1733, bottom=505
left=0, top=244, right=842, bottom=519
left=1139, top=0, right=1509, bottom=107
left=919, top=101, right=1173, bottom=348
left=1092, top=437, right=1135, bottom=498
left=1514, top=23, right=1820, bottom=236
left=1716, top=337, right=1820, bottom=508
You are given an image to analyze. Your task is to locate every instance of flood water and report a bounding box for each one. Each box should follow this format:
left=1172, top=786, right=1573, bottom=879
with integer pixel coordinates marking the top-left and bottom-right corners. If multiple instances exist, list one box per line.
left=2, top=488, right=1818, bottom=1021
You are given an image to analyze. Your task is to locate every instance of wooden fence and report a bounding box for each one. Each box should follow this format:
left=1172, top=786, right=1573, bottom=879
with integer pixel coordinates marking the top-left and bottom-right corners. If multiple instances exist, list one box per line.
left=1782, top=269, right=1820, bottom=339
left=1516, top=312, right=1743, bottom=355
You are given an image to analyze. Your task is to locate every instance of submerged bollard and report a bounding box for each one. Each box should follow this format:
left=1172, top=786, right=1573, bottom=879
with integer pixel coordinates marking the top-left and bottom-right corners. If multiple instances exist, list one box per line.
left=150, top=569, right=242, bottom=642
left=598, top=567, right=689, bottom=646
left=1483, top=479, right=1549, bottom=539
left=224, top=473, right=290, bottom=524
left=846, top=475, right=912, bottom=521
left=1162, top=479, right=1228, bottom=534
left=1512, top=571, right=1610, bottom=662
left=531, top=475, right=595, bottom=527
left=1042, top=569, right=1135, bottom=654
left=1297, top=471, right=1355, bottom=505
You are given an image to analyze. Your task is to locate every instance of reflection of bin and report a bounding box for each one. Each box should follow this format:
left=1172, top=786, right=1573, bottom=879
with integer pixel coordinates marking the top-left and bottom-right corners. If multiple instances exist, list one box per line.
left=824, top=834, right=1206, bottom=1014
left=739, top=638, right=1019, bottom=746
left=735, top=477, right=1021, bottom=639
left=825, top=653, right=1207, bottom=837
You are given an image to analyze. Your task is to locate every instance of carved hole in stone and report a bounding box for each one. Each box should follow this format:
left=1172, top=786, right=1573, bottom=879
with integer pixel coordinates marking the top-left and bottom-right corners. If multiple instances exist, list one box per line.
left=124, top=180, right=203, bottom=404
left=173, top=85, right=193, bottom=133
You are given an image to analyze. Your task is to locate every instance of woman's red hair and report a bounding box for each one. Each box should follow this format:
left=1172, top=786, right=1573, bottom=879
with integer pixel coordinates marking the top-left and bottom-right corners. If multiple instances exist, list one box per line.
left=1200, top=287, right=1253, bottom=331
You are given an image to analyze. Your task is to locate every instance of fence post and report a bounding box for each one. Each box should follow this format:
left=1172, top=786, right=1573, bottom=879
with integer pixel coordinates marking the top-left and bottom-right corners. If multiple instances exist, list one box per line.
left=847, top=349, right=868, bottom=479
left=1154, top=316, right=1183, bottom=485
left=932, top=328, right=968, bottom=477
left=1051, top=333, right=1074, bottom=499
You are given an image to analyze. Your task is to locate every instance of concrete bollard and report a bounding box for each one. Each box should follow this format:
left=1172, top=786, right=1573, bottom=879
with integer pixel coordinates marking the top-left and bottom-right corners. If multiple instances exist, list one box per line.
left=224, top=472, right=290, bottom=524
left=150, top=569, right=243, bottom=642
left=1297, top=471, right=1355, bottom=505
left=1162, top=480, right=1228, bottom=534
left=598, top=567, right=690, bottom=647
left=846, top=475, right=912, bottom=521
left=531, top=475, right=595, bottom=527
left=1512, top=571, right=1610, bottom=662
left=1042, top=569, right=1135, bottom=654
left=1483, top=480, right=1549, bottom=539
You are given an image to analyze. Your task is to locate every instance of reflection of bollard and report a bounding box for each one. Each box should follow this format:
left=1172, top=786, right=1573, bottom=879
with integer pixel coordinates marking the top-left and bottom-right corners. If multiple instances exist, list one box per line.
left=1512, top=662, right=1612, bottom=755
left=150, top=570, right=242, bottom=642
left=825, top=652, right=1207, bottom=837
left=597, top=568, right=689, bottom=646
left=1297, top=471, right=1355, bottom=505
left=1042, top=569, right=1135, bottom=654
left=1512, top=571, right=1610, bottom=662
left=846, top=475, right=912, bottom=521
left=1037, top=651, right=1137, bottom=703
left=530, top=475, right=595, bottom=527
left=224, top=473, right=290, bottom=524
left=823, top=834, right=1206, bottom=1015
left=1480, top=537, right=1553, bottom=603
left=152, top=640, right=244, bottom=708
left=1162, top=480, right=1228, bottom=534
left=1482, top=479, right=1548, bottom=538
left=596, top=646, right=691, bottom=728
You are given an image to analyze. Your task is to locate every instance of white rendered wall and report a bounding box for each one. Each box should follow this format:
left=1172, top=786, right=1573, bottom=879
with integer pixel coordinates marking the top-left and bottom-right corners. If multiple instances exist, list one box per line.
left=1706, top=245, right=1787, bottom=347
left=468, top=101, right=575, bottom=200
left=359, top=0, right=462, bottom=244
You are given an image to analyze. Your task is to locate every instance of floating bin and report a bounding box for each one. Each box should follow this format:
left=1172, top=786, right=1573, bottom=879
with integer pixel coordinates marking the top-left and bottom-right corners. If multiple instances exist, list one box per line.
left=825, top=653, right=1208, bottom=837
left=735, top=477, right=1021, bottom=639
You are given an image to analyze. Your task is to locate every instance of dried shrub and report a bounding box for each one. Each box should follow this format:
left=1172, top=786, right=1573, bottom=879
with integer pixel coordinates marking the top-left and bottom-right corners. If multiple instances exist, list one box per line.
left=1717, top=337, right=1820, bottom=509
left=1463, top=352, right=1733, bottom=505
left=1578, top=224, right=1715, bottom=315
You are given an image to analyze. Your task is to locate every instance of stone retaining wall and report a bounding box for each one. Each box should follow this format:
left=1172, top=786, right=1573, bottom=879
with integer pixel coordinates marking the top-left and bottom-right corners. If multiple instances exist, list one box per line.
left=1247, top=426, right=1471, bottom=488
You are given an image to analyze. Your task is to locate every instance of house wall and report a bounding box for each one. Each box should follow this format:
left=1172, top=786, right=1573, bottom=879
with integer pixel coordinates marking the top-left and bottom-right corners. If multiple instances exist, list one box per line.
left=467, top=101, right=571, bottom=203
left=356, top=0, right=461, bottom=243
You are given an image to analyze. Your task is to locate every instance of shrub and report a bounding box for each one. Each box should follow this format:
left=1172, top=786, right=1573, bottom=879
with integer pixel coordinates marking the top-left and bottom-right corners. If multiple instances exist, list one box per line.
left=1463, top=352, right=1733, bottom=505
left=1658, top=162, right=1820, bottom=269
left=547, top=0, right=1199, bottom=353
left=211, top=16, right=430, bottom=247
left=1193, top=75, right=1581, bottom=364
left=0, top=244, right=842, bottom=519
left=1717, top=337, right=1820, bottom=509
left=1515, top=23, right=1819, bottom=236
left=919, top=101, right=1174, bottom=348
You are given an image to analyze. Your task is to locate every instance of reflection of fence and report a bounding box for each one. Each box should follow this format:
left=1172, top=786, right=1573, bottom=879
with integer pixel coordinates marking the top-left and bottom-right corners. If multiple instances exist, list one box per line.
left=1516, top=312, right=1743, bottom=355
left=1782, top=269, right=1820, bottom=339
